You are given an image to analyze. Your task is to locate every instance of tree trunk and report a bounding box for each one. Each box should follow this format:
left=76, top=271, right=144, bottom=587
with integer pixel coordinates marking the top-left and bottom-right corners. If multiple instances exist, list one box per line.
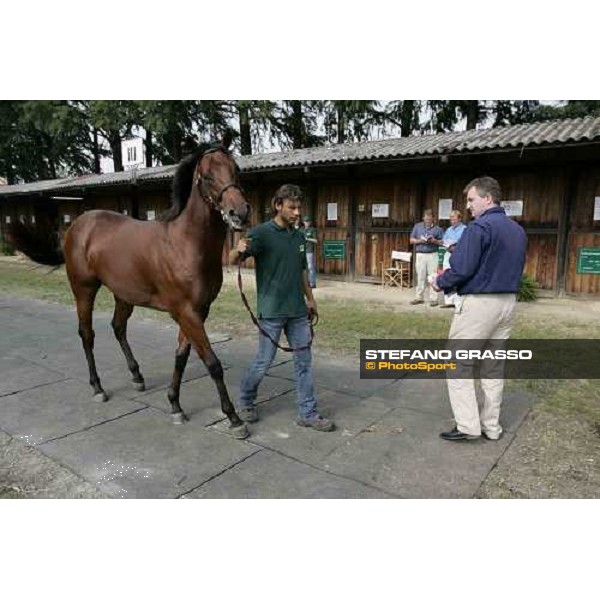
left=145, top=128, right=153, bottom=167
left=41, top=132, right=57, bottom=179
left=109, top=131, right=123, bottom=172
left=290, top=100, right=304, bottom=149
left=238, top=104, right=252, bottom=155
left=172, top=133, right=182, bottom=164
left=337, top=105, right=345, bottom=144
left=464, top=101, right=480, bottom=130
left=92, top=128, right=101, bottom=174
left=400, top=100, right=416, bottom=137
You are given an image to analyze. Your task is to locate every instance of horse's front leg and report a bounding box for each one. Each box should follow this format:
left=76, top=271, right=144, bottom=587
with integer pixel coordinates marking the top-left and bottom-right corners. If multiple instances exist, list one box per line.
left=175, top=305, right=248, bottom=439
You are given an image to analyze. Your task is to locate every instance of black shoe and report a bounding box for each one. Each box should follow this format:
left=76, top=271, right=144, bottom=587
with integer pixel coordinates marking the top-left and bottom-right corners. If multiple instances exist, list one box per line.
left=439, top=427, right=480, bottom=441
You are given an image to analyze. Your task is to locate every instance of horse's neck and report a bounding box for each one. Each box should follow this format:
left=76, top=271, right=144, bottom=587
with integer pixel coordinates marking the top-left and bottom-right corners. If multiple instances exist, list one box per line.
left=178, top=191, right=227, bottom=250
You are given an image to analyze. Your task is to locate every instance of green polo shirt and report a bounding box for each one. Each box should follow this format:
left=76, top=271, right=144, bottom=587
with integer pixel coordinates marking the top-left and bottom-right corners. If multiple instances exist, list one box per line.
left=245, top=220, right=308, bottom=319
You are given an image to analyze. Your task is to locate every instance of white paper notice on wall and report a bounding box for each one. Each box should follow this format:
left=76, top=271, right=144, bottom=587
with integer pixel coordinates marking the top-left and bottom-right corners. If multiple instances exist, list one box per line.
left=327, top=203, right=338, bottom=221
left=147, top=210, right=156, bottom=221
left=438, top=199, right=453, bottom=219
left=501, top=200, right=523, bottom=217
left=594, top=197, right=600, bottom=221
left=63, top=214, right=71, bottom=224
left=372, top=203, right=389, bottom=218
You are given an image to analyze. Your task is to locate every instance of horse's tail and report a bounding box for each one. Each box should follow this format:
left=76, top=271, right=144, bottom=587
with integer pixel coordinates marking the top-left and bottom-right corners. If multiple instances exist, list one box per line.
left=5, top=220, right=65, bottom=266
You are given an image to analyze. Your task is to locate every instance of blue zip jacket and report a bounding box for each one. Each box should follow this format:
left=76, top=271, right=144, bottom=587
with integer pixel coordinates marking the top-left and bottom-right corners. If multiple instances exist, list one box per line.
left=437, top=206, right=527, bottom=294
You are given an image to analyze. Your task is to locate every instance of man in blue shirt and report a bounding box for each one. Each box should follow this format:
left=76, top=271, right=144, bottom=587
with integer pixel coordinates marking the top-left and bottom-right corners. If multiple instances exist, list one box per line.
left=409, top=209, right=444, bottom=306
left=431, top=176, right=527, bottom=442
left=439, top=209, right=467, bottom=308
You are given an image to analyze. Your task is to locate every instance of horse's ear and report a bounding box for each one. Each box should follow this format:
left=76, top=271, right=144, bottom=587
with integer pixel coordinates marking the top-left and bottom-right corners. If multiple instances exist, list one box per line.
left=221, top=129, right=233, bottom=150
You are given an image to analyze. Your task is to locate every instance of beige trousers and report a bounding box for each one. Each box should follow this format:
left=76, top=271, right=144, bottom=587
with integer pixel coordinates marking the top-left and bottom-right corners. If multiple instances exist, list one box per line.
left=446, top=294, right=517, bottom=438
left=414, top=253, right=438, bottom=301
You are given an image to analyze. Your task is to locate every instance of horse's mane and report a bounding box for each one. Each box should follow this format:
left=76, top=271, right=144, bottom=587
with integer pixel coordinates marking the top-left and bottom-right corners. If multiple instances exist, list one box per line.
left=158, top=142, right=220, bottom=222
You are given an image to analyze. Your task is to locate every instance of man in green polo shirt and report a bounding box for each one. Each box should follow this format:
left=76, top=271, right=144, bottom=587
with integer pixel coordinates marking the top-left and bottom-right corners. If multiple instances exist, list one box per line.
left=229, top=184, right=335, bottom=432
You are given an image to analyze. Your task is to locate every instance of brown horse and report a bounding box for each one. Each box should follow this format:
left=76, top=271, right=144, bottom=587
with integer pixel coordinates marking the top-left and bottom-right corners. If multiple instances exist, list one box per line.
left=8, top=138, right=251, bottom=439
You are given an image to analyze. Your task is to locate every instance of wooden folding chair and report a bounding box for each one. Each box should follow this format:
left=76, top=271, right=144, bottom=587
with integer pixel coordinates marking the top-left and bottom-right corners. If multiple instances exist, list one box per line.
left=381, top=250, right=412, bottom=289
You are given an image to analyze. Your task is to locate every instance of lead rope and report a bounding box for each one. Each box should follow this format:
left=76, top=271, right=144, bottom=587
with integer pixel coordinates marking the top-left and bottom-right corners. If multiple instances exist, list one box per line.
left=237, top=262, right=316, bottom=352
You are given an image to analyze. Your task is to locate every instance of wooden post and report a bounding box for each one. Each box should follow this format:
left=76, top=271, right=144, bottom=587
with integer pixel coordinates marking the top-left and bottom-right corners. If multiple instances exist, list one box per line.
left=556, top=167, right=577, bottom=296
left=348, top=166, right=358, bottom=281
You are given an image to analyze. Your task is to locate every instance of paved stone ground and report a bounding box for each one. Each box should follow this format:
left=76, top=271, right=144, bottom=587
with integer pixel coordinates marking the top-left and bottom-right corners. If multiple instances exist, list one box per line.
left=0, top=294, right=535, bottom=498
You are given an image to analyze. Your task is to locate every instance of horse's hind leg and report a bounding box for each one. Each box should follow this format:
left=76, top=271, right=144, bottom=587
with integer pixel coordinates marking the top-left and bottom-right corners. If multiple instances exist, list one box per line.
left=112, top=296, right=146, bottom=392
left=176, top=306, right=248, bottom=439
left=73, top=281, right=107, bottom=402
left=167, top=328, right=191, bottom=425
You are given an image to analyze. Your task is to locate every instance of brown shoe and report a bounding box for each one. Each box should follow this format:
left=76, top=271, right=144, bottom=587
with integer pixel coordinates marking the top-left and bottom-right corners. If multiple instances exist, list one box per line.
left=439, top=304, right=454, bottom=309
left=409, top=299, right=424, bottom=305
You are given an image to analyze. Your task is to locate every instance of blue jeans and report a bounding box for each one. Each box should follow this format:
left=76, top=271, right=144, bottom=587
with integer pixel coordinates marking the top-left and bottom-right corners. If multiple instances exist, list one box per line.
left=306, top=253, right=317, bottom=288
left=239, top=316, right=318, bottom=419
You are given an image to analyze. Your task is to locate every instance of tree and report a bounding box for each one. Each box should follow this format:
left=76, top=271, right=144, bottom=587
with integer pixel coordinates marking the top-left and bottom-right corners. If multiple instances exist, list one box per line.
left=385, top=100, right=422, bottom=136
left=533, top=100, right=600, bottom=121
left=322, top=100, right=384, bottom=144
left=456, top=101, right=487, bottom=130
left=424, top=100, right=459, bottom=133
left=491, top=101, right=540, bottom=127
left=222, top=101, right=276, bottom=155
left=256, top=101, right=323, bottom=150
left=138, top=101, right=204, bottom=165
left=0, top=101, right=21, bottom=184
left=89, top=100, right=138, bottom=171
left=0, top=101, right=94, bottom=182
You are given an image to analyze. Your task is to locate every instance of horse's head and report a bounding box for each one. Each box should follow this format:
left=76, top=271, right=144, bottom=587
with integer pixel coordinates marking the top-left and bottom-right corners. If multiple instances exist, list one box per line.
left=196, top=137, right=250, bottom=231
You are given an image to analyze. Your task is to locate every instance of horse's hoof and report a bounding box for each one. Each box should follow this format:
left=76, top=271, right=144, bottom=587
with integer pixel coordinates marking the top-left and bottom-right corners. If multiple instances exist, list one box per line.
left=230, top=423, right=250, bottom=439
left=133, top=381, right=146, bottom=392
left=92, top=392, right=108, bottom=403
left=172, top=412, right=188, bottom=425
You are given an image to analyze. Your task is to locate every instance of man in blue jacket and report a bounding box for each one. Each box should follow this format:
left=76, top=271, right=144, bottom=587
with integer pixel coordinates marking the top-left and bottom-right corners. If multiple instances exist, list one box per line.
left=431, top=176, right=527, bottom=442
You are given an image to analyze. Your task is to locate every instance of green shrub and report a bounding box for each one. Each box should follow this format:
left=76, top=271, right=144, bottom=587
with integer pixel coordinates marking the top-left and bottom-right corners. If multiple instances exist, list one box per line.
left=518, top=273, right=538, bottom=302
left=1, top=236, right=16, bottom=256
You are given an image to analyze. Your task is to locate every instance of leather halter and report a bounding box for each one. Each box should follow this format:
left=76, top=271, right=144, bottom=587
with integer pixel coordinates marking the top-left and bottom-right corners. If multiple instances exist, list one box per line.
left=194, top=147, right=245, bottom=222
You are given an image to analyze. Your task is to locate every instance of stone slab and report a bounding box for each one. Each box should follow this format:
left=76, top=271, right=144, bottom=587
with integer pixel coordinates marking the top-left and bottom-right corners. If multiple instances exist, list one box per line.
left=184, top=448, right=395, bottom=498
left=0, top=378, right=143, bottom=446
left=321, top=406, right=515, bottom=498
left=0, top=356, right=68, bottom=397
left=39, top=408, right=260, bottom=498
left=209, top=389, right=394, bottom=465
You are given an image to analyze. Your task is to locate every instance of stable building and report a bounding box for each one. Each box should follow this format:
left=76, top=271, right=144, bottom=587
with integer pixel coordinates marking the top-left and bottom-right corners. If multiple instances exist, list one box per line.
left=1, top=115, right=600, bottom=296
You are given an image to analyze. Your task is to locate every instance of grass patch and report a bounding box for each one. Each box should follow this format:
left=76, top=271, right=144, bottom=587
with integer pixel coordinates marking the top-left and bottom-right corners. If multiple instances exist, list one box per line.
left=507, top=379, right=600, bottom=424
left=0, top=487, right=21, bottom=499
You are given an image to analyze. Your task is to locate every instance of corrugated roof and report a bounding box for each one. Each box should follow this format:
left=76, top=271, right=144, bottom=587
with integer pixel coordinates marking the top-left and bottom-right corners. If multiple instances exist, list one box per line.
left=236, top=115, right=600, bottom=171
left=2, top=116, right=600, bottom=197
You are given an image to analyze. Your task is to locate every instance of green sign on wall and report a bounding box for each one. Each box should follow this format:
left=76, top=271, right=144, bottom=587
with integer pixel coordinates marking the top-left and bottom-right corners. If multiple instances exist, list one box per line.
left=577, top=247, right=600, bottom=274
left=323, top=240, right=346, bottom=260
